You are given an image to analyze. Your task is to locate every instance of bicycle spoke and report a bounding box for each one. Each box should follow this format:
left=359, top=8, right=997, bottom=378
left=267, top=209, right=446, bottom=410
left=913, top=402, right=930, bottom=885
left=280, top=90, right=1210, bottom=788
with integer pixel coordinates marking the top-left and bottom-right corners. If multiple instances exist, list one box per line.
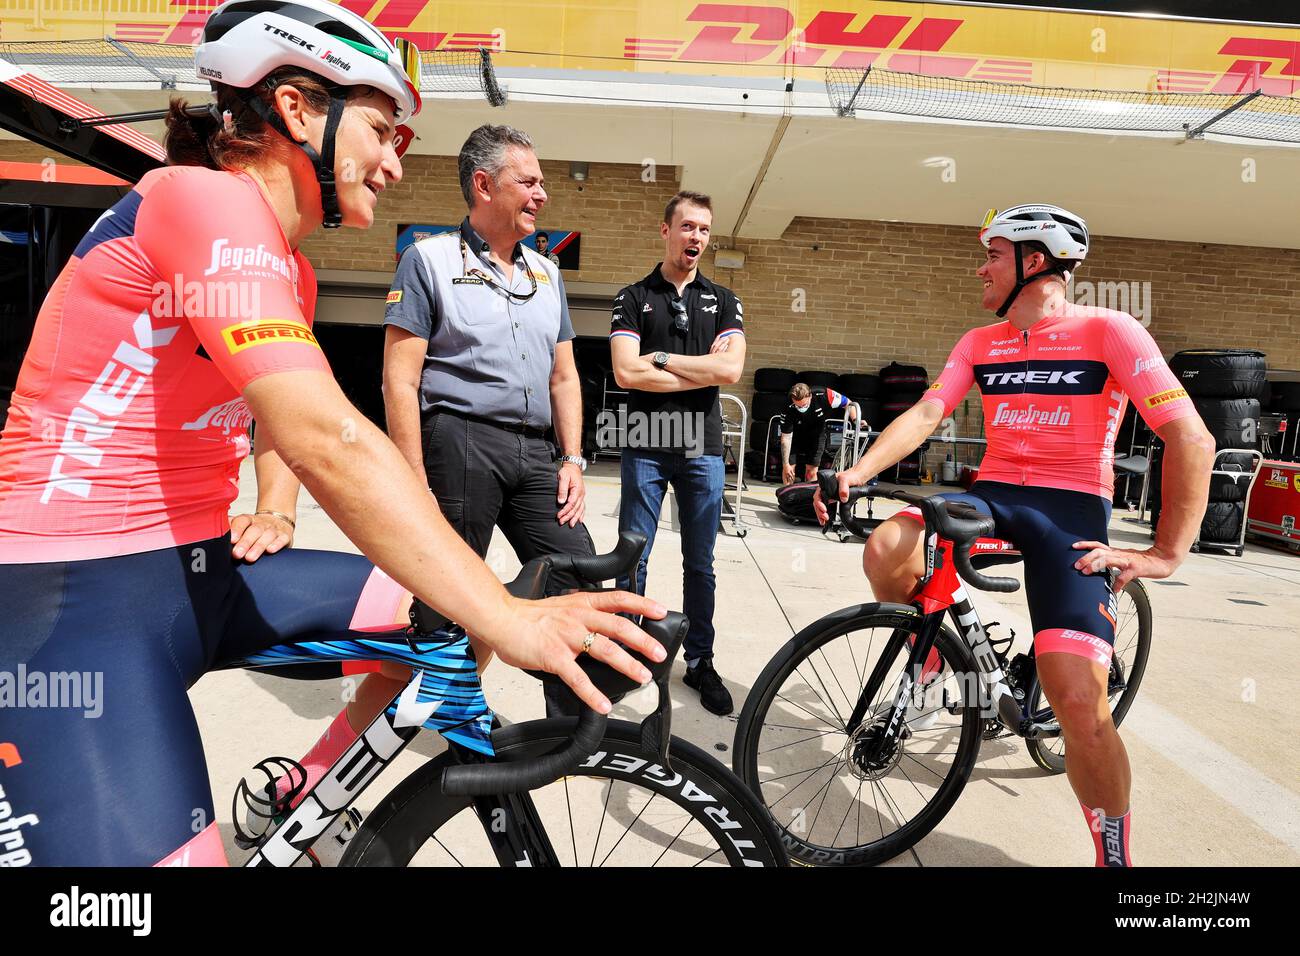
left=768, top=753, right=846, bottom=814
left=899, top=748, right=949, bottom=782
left=433, top=833, right=465, bottom=867
left=773, top=690, right=847, bottom=733
left=804, top=755, right=848, bottom=838
left=597, top=786, right=658, bottom=867
left=760, top=720, right=846, bottom=735
left=649, top=814, right=694, bottom=868
left=845, top=628, right=867, bottom=690
left=793, top=661, right=849, bottom=730
left=757, top=728, right=843, bottom=755
left=691, top=846, right=724, bottom=867
left=760, top=752, right=844, bottom=789
left=816, top=645, right=858, bottom=716
left=563, top=776, right=579, bottom=868
left=588, top=777, right=614, bottom=868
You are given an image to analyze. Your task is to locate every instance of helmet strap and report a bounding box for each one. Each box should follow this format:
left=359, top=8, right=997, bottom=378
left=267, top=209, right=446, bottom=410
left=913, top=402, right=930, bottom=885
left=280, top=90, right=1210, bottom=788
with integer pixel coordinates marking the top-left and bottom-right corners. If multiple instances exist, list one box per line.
left=241, top=86, right=348, bottom=229
left=995, top=243, right=1068, bottom=319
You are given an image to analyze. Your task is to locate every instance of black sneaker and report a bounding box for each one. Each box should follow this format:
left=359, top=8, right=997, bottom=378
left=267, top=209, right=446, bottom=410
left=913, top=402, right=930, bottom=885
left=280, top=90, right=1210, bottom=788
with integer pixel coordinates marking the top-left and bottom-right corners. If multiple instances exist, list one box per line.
left=683, top=658, right=734, bottom=716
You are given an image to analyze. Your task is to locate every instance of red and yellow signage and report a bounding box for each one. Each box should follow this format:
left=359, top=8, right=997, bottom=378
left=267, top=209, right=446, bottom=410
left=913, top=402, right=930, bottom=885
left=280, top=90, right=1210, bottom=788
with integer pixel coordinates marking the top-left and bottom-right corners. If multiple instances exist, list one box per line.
left=1, top=1, right=1296, bottom=96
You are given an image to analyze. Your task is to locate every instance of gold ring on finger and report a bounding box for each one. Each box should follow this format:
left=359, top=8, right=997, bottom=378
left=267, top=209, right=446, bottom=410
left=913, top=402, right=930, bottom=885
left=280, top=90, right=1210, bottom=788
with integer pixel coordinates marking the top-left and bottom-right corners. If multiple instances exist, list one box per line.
left=581, top=633, right=596, bottom=655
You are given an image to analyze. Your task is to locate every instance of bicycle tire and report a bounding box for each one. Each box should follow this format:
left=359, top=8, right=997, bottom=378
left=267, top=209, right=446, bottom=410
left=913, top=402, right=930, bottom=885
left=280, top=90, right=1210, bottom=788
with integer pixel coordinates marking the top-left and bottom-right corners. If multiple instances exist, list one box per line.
left=733, top=604, right=983, bottom=866
left=1024, top=580, right=1153, bottom=774
left=339, top=718, right=789, bottom=867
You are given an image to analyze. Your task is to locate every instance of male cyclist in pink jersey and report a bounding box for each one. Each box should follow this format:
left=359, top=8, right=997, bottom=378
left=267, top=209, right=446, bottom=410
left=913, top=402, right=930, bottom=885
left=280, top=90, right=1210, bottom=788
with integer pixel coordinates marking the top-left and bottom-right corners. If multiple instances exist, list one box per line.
left=817, top=204, right=1215, bottom=866
left=0, top=0, right=663, bottom=867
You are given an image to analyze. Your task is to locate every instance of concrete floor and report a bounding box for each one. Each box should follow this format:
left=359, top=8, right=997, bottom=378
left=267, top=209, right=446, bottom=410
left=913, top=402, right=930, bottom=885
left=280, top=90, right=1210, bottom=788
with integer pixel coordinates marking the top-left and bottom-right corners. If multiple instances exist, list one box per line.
left=195, top=458, right=1300, bottom=866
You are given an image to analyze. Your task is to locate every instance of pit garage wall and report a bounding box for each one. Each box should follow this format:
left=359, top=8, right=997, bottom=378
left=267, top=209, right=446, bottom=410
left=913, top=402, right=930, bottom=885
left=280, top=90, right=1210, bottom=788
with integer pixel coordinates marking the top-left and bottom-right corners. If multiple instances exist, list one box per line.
left=297, top=155, right=1300, bottom=415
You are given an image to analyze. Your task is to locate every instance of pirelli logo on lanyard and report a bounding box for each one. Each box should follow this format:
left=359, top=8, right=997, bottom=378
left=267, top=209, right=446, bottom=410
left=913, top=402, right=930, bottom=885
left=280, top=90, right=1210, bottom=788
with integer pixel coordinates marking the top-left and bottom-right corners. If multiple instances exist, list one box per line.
left=1144, top=386, right=1189, bottom=409
left=221, top=319, right=320, bottom=354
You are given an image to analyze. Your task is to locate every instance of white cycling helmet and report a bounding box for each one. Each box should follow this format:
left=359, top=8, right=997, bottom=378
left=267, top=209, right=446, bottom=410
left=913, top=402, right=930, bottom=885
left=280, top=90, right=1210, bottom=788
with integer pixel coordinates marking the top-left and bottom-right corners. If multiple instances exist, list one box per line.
left=196, top=0, right=423, bottom=226
left=979, top=204, right=1089, bottom=316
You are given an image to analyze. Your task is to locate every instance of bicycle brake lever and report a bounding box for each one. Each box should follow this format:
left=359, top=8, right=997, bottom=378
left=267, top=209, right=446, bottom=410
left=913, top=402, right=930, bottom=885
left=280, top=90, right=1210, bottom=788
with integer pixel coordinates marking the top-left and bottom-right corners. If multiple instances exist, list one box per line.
left=638, top=662, right=674, bottom=774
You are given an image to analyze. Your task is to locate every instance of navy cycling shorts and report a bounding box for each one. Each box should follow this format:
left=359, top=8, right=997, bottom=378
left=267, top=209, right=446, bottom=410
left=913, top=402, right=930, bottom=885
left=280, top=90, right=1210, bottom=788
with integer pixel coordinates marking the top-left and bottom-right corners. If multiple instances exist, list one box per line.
left=0, top=538, right=396, bottom=866
left=900, top=481, right=1118, bottom=668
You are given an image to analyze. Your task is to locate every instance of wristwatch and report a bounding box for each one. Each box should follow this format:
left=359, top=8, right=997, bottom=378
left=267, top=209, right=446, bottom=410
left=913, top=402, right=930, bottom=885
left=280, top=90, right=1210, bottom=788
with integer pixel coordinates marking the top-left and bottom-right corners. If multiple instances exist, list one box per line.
left=560, top=454, right=588, bottom=472
left=652, top=351, right=670, bottom=370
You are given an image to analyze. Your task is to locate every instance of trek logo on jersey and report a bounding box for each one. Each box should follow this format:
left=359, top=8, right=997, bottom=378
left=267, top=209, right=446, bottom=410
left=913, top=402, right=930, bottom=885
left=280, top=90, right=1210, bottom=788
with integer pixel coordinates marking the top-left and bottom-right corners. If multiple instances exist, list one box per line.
left=204, top=238, right=296, bottom=284
left=1144, top=386, right=1189, bottom=409
left=1132, top=355, right=1164, bottom=376
left=221, top=319, right=320, bottom=354
left=42, top=311, right=181, bottom=504
left=386, top=290, right=403, bottom=304
left=992, top=403, right=1072, bottom=428
left=975, top=361, right=1108, bottom=395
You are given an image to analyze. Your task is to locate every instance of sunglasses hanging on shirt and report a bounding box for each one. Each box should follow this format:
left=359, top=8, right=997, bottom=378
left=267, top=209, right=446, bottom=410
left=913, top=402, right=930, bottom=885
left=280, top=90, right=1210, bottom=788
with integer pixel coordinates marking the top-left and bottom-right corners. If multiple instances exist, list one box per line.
left=670, top=295, right=690, bottom=334
left=460, top=237, right=539, bottom=303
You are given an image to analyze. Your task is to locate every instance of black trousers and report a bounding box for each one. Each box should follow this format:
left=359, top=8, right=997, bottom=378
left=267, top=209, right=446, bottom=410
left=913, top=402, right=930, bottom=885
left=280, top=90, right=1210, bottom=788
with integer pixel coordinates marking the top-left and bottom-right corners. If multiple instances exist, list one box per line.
left=420, top=411, right=594, bottom=716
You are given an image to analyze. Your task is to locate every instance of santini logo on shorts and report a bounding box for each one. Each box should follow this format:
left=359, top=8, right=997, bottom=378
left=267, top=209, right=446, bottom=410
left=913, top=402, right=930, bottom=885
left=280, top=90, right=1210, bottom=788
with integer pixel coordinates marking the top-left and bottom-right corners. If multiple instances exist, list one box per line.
left=221, top=319, right=320, bottom=354
left=1144, top=387, right=1188, bottom=409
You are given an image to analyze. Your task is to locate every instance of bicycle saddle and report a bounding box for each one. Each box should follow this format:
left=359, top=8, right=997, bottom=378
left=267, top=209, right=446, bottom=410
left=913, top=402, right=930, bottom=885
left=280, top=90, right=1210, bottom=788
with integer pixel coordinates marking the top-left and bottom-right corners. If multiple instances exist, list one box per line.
left=1113, top=454, right=1149, bottom=476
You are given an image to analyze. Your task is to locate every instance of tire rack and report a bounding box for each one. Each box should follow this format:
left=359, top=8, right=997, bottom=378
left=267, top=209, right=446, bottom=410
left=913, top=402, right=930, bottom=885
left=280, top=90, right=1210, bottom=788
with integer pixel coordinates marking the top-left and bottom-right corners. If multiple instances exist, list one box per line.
left=1191, top=448, right=1263, bottom=557
left=719, top=393, right=749, bottom=537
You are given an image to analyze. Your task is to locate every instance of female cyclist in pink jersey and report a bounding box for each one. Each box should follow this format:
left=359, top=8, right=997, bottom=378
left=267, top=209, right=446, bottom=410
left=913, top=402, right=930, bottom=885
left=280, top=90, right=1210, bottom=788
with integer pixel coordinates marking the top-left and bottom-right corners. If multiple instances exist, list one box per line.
left=0, top=0, right=664, bottom=867
left=817, top=205, right=1215, bottom=866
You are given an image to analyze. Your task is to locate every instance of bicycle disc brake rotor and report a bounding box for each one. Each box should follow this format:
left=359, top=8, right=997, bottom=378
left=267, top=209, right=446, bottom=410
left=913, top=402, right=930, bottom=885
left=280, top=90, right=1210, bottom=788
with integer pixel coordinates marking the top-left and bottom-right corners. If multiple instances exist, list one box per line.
left=845, top=720, right=903, bottom=781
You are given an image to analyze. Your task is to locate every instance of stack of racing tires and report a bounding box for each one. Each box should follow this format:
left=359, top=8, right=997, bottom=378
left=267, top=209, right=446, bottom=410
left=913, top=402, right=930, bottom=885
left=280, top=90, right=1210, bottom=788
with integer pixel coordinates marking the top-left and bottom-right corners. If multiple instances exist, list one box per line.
left=746, top=367, right=796, bottom=479
left=1154, top=349, right=1266, bottom=555
left=878, top=361, right=929, bottom=483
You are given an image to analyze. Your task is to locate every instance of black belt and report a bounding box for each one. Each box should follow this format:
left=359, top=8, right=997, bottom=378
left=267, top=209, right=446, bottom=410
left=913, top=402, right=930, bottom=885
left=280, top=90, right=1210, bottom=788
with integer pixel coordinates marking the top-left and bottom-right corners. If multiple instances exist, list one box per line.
left=435, top=408, right=548, bottom=439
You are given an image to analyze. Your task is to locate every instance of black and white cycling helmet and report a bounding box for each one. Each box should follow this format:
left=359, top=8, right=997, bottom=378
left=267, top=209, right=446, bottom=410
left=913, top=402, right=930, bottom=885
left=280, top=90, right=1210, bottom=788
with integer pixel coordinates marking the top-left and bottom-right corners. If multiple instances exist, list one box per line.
left=979, top=204, right=1089, bottom=317
left=196, top=0, right=423, bottom=227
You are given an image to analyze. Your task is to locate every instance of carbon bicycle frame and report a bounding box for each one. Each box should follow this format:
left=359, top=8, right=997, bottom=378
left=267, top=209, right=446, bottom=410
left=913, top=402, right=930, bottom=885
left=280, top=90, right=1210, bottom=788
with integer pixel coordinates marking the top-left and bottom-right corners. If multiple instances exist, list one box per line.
left=844, top=529, right=1061, bottom=761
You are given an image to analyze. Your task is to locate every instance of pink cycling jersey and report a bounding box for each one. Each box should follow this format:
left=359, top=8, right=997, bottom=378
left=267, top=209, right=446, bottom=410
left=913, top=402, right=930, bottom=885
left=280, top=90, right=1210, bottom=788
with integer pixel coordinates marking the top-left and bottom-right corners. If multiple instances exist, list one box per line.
left=0, top=165, right=329, bottom=563
left=922, top=302, right=1195, bottom=498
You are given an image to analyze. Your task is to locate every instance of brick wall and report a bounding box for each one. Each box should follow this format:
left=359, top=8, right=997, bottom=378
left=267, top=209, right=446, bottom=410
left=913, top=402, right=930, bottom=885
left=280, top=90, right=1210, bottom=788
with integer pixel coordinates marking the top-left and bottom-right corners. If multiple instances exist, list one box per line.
left=297, top=154, right=1300, bottom=414
left=7, top=142, right=1297, bottom=423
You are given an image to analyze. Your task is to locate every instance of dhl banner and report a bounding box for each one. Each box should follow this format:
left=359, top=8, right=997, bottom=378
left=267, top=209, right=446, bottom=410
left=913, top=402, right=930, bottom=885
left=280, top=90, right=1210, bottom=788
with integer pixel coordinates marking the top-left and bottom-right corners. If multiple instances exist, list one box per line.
left=0, top=1, right=1296, bottom=96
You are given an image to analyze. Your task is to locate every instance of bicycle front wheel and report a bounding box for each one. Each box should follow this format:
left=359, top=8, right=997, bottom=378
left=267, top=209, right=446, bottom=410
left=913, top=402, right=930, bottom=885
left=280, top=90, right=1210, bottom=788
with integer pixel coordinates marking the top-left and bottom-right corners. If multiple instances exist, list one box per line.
left=733, top=604, right=984, bottom=866
left=1024, top=579, right=1153, bottom=774
left=340, top=718, right=788, bottom=867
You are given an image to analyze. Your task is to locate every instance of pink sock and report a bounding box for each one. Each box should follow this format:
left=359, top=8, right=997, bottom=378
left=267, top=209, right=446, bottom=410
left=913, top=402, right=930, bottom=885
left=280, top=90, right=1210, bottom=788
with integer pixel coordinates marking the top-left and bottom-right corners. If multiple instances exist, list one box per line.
left=1081, top=802, right=1132, bottom=867
left=277, top=708, right=359, bottom=808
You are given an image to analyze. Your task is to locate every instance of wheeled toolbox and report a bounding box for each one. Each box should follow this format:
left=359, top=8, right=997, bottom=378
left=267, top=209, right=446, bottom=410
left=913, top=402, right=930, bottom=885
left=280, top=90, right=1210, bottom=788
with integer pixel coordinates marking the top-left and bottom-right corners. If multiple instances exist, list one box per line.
left=1247, top=460, right=1300, bottom=550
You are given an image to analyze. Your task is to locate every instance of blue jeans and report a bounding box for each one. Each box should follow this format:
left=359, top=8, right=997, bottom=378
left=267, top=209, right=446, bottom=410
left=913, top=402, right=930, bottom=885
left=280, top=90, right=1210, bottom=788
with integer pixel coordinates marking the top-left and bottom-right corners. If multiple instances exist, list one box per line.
left=617, top=450, right=725, bottom=663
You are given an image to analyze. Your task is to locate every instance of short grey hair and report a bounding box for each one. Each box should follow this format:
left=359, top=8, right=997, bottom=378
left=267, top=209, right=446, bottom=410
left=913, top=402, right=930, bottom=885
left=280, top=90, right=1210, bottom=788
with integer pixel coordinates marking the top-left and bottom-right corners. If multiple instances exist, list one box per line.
left=458, top=124, right=534, bottom=207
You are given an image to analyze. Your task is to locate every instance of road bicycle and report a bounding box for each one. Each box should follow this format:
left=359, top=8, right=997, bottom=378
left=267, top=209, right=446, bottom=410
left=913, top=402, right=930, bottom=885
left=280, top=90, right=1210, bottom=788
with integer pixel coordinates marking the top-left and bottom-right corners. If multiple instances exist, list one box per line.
left=224, top=533, right=788, bottom=867
left=733, top=473, right=1151, bottom=866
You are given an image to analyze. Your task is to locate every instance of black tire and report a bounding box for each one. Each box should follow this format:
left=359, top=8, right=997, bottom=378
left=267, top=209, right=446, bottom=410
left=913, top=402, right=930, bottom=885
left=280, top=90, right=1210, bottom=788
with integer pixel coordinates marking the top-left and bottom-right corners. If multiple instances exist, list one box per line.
left=341, top=718, right=788, bottom=867
left=750, top=392, right=789, bottom=430
left=1270, top=381, right=1300, bottom=414
left=797, top=370, right=839, bottom=390
left=1208, top=472, right=1250, bottom=503
left=1193, top=397, right=1260, bottom=449
left=749, top=420, right=778, bottom=453
left=879, top=362, right=929, bottom=393
left=754, top=367, right=797, bottom=393
left=837, top=373, right=881, bottom=399
left=1201, top=501, right=1244, bottom=543
left=1217, top=451, right=1258, bottom=473
left=881, top=396, right=921, bottom=421
left=1024, top=580, right=1153, bottom=774
left=1170, top=349, right=1267, bottom=399
left=855, top=399, right=883, bottom=429
left=733, top=604, right=983, bottom=866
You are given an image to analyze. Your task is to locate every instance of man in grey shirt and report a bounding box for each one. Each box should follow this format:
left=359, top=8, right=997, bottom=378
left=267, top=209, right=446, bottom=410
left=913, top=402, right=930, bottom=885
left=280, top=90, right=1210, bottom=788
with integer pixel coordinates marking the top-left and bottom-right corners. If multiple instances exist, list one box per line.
left=383, top=125, right=594, bottom=622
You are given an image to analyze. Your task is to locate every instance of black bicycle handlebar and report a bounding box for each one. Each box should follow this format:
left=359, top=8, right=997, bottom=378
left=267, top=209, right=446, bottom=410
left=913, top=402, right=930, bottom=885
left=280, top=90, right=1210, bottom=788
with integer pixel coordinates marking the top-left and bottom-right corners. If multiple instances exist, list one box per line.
left=440, top=706, right=608, bottom=796
left=547, top=530, right=646, bottom=584
left=816, top=470, right=1020, bottom=594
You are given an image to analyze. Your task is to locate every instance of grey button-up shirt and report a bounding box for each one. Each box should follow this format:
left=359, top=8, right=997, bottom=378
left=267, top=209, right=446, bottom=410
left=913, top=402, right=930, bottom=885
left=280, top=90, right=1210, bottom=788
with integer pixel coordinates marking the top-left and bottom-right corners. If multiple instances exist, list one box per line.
left=384, top=218, right=575, bottom=430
